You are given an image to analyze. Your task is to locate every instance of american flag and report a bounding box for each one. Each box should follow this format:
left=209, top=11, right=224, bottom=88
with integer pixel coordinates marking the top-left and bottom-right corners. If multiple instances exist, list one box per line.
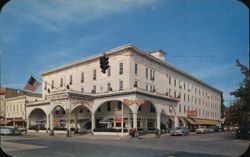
left=24, top=76, right=41, bottom=91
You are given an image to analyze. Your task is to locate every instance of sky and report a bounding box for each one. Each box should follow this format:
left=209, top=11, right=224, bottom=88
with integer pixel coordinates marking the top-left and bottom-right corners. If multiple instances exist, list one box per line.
left=0, top=0, right=249, bottom=106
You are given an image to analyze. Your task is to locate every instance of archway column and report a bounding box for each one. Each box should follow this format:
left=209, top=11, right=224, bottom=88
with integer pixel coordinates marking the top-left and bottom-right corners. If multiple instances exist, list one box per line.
left=91, top=113, right=95, bottom=132
left=26, top=116, right=30, bottom=130
left=157, top=113, right=161, bottom=130
left=133, top=112, right=137, bottom=129
left=50, top=113, right=54, bottom=131
left=46, top=115, right=49, bottom=133
left=74, top=113, right=78, bottom=129
left=128, top=113, right=131, bottom=129
left=174, top=115, right=179, bottom=127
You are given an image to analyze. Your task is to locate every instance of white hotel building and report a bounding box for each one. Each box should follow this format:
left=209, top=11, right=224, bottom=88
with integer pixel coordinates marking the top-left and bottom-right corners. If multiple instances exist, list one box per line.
left=26, top=44, right=222, bottom=135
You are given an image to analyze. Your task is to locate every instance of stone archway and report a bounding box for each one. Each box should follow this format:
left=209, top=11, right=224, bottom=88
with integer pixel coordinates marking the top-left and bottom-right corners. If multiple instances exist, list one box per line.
left=29, top=108, right=47, bottom=130
left=50, top=105, right=66, bottom=130
left=71, top=105, right=91, bottom=133
left=92, top=100, right=133, bottom=133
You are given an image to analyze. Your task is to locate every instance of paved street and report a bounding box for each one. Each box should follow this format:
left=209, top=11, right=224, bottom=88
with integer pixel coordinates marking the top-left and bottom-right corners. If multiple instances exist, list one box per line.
left=1, top=132, right=249, bottom=157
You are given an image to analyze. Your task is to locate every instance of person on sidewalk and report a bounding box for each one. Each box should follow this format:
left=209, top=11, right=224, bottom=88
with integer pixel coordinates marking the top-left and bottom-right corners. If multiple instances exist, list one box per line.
left=155, top=128, right=160, bottom=138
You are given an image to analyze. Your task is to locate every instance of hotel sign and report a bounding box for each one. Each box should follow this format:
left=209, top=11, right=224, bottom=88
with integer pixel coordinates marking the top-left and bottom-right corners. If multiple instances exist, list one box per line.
left=123, top=99, right=144, bottom=105
left=187, top=110, right=197, bottom=117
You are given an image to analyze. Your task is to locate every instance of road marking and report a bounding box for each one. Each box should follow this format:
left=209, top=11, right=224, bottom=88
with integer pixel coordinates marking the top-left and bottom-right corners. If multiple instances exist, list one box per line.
left=1, top=141, right=47, bottom=152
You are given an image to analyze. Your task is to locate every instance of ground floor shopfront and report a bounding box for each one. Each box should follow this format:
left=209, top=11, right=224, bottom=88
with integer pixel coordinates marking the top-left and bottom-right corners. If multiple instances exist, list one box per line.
left=26, top=89, right=220, bottom=135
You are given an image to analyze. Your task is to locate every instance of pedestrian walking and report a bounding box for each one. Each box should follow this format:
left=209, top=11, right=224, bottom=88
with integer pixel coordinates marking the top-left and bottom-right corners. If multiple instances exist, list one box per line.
left=155, top=128, right=160, bottom=138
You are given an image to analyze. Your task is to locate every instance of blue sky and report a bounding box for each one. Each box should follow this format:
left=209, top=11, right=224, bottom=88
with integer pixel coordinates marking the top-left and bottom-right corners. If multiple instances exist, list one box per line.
left=0, top=0, right=248, bottom=106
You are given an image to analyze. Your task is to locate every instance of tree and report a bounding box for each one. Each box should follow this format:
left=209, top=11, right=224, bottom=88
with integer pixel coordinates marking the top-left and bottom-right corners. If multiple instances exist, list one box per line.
left=231, top=59, right=250, bottom=126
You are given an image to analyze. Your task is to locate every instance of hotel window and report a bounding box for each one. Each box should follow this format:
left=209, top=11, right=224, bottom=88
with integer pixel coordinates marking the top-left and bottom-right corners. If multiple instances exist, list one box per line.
left=174, top=79, right=176, bottom=86
left=184, top=83, right=186, bottom=90
left=152, top=70, right=155, bottom=80
left=44, top=82, right=47, bottom=90
left=81, top=72, right=84, bottom=83
left=107, top=102, right=111, bottom=111
left=81, top=87, right=84, bottom=93
left=169, top=77, right=171, bottom=84
left=174, top=91, right=176, bottom=98
left=184, top=105, right=186, bottom=113
left=135, top=63, right=138, bottom=75
left=150, top=104, right=155, bottom=112
left=134, top=80, right=138, bottom=88
left=117, top=101, right=122, bottom=110
left=107, top=83, right=111, bottom=91
left=60, top=78, right=63, bottom=87
left=179, top=104, right=181, bottom=113
left=150, top=69, right=152, bottom=80
left=146, top=68, right=148, bottom=79
left=183, top=94, right=186, bottom=101
left=107, top=66, right=111, bottom=76
left=119, top=80, right=123, bottom=91
left=146, top=85, right=148, bottom=91
left=93, top=70, right=96, bottom=80
left=119, top=63, right=123, bottom=75
left=150, top=85, right=153, bottom=92
left=92, top=85, right=96, bottom=93
left=69, top=75, right=73, bottom=85
left=51, top=80, right=54, bottom=89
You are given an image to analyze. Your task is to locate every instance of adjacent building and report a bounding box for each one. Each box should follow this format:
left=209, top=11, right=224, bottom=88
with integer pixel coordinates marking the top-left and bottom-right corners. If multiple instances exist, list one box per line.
left=26, top=44, right=222, bottom=134
left=0, top=87, right=42, bottom=127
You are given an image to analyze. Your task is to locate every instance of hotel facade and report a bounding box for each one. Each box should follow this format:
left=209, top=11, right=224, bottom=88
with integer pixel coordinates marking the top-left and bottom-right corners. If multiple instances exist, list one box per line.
left=26, top=44, right=222, bottom=135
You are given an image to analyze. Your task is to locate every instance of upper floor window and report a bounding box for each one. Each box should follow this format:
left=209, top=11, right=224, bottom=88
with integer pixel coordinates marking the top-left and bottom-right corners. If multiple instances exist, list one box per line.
left=92, top=85, right=96, bottom=93
left=119, top=80, right=123, bottom=91
left=135, top=63, right=138, bottom=75
left=107, top=83, right=112, bottom=91
left=93, top=69, right=96, bottom=80
left=146, top=85, right=148, bottom=91
left=179, top=104, right=181, bottom=113
left=174, top=79, right=176, bottom=86
left=69, top=75, right=73, bottom=85
left=134, top=80, right=138, bottom=88
left=169, top=77, right=171, bottom=84
left=51, top=80, right=54, bottom=89
left=81, top=87, right=84, bottom=93
left=60, top=78, right=63, bottom=87
left=107, top=66, right=111, bottom=76
left=81, top=72, right=84, bottom=83
left=119, top=63, right=123, bottom=75
left=150, top=70, right=155, bottom=80
left=146, top=68, right=148, bottom=79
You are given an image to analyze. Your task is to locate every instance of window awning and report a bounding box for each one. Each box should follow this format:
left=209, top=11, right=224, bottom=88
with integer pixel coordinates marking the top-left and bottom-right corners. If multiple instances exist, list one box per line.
left=179, top=117, right=186, bottom=125
left=0, top=120, right=13, bottom=125
left=99, top=117, right=112, bottom=124
left=193, top=119, right=219, bottom=125
left=186, top=118, right=197, bottom=125
left=169, top=116, right=175, bottom=122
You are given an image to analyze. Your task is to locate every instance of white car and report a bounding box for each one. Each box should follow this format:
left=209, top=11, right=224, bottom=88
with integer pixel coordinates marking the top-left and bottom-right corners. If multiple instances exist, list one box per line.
left=196, top=126, right=209, bottom=134
left=0, top=126, right=22, bottom=135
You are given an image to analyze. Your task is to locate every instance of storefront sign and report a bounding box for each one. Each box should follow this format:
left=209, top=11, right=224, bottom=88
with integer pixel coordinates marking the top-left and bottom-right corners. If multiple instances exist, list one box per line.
left=123, top=99, right=144, bottom=105
left=187, top=110, right=197, bottom=117
left=114, top=117, right=122, bottom=122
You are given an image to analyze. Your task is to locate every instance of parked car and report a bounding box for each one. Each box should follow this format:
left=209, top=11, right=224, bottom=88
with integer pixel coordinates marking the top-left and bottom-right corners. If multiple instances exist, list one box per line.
left=0, top=126, right=22, bottom=135
left=236, top=125, right=250, bottom=140
left=170, top=127, right=190, bottom=136
left=196, top=126, right=209, bottom=134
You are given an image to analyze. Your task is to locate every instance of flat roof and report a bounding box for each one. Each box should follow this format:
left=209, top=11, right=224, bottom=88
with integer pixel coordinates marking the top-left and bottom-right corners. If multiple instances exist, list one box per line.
left=41, top=44, right=222, bottom=94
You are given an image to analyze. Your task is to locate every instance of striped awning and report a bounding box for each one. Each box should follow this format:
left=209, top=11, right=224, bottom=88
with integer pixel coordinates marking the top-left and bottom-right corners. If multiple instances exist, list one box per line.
left=0, top=120, right=12, bottom=125
left=169, top=116, right=175, bottom=122
left=193, top=119, right=219, bottom=125
left=186, top=118, right=197, bottom=125
left=179, top=117, right=186, bottom=125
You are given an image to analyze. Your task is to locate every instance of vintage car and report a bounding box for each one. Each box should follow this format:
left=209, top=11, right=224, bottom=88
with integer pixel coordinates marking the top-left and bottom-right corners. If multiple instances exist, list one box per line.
left=170, top=127, right=190, bottom=136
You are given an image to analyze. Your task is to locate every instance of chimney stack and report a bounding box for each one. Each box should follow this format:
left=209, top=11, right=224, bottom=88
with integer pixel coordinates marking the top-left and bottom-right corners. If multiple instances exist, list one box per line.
left=149, top=49, right=166, bottom=61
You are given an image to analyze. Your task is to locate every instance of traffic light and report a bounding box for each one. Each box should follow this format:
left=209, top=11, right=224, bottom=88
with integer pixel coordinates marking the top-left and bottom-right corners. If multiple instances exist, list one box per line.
left=100, top=54, right=109, bottom=73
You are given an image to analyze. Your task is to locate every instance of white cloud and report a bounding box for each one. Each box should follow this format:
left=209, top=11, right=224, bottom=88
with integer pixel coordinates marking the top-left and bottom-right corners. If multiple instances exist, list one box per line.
left=11, top=0, right=155, bottom=32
